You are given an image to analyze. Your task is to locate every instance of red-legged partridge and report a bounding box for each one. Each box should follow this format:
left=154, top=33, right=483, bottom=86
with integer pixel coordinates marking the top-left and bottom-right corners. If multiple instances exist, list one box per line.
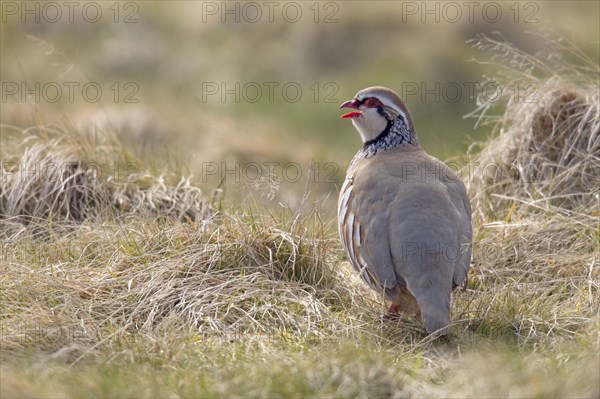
left=338, top=86, right=472, bottom=335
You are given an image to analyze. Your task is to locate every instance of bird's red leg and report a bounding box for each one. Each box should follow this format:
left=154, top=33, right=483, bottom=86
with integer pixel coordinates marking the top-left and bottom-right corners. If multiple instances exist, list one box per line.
left=384, top=303, right=401, bottom=321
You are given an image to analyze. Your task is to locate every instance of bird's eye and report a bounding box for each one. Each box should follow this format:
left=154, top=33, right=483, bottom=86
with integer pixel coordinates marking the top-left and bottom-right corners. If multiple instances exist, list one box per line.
left=365, top=98, right=381, bottom=108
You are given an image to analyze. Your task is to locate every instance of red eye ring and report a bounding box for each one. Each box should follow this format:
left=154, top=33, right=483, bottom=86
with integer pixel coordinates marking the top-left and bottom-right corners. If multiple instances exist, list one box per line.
left=365, top=98, right=381, bottom=108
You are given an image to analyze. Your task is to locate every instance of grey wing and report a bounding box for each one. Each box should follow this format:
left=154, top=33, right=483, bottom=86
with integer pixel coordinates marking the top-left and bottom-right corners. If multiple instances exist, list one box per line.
left=450, top=179, right=472, bottom=289
left=386, top=178, right=469, bottom=333
left=338, top=177, right=398, bottom=298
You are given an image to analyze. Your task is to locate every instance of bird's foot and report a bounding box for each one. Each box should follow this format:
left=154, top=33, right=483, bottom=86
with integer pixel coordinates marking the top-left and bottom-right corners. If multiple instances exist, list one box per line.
left=383, top=304, right=402, bottom=321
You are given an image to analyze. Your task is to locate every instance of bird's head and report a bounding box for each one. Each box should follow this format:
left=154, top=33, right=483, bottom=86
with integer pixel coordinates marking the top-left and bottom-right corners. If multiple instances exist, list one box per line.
left=340, top=86, right=415, bottom=145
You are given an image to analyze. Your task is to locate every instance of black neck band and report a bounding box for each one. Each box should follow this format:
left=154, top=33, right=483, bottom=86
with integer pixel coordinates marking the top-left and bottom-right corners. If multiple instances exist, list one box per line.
left=363, top=119, right=393, bottom=149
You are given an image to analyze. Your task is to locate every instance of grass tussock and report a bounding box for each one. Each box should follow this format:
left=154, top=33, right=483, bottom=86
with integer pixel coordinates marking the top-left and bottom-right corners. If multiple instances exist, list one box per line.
left=2, top=35, right=600, bottom=398
left=467, top=34, right=600, bottom=218
left=1, top=210, right=356, bottom=358
left=0, top=125, right=213, bottom=223
left=455, top=34, right=600, bottom=349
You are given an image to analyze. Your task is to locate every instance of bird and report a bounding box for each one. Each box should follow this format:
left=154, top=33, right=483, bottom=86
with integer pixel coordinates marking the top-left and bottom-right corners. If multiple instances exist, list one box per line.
left=337, top=86, right=472, bottom=335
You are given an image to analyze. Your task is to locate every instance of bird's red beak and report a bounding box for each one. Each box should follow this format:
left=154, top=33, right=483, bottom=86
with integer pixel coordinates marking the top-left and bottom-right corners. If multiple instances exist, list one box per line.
left=340, top=99, right=362, bottom=119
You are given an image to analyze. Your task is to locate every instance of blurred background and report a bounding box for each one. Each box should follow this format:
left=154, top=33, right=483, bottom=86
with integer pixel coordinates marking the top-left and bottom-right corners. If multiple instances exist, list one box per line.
left=1, top=0, right=598, bottom=211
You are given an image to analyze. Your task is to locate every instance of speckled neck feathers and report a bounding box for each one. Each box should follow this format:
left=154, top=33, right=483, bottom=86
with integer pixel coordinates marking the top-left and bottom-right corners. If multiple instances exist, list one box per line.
left=359, top=116, right=416, bottom=158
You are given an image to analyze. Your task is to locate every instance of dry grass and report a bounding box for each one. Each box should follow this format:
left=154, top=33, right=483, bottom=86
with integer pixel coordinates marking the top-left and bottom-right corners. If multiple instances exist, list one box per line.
left=0, top=208, right=353, bottom=357
left=467, top=33, right=600, bottom=218
left=0, top=124, right=213, bottom=224
left=1, top=35, right=599, bottom=398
